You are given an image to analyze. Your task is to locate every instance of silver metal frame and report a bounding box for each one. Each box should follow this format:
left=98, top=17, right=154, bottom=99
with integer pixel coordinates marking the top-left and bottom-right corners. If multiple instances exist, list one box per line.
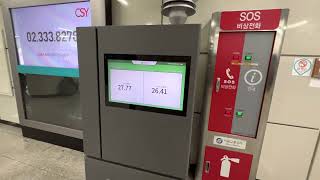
left=2, top=0, right=109, bottom=139
left=195, top=9, right=289, bottom=180
left=0, top=29, right=13, bottom=96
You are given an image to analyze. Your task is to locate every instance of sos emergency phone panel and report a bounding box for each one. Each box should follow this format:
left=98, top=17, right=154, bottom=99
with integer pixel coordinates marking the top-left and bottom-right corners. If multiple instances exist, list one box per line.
left=197, top=9, right=289, bottom=180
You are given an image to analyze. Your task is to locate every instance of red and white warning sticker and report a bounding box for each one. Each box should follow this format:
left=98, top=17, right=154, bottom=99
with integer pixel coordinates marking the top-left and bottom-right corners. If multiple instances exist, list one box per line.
left=292, top=57, right=314, bottom=76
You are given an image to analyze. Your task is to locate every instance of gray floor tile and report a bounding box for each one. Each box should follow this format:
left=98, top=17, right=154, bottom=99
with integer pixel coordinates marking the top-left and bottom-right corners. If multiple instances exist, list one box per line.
left=0, top=156, right=17, bottom=173
left=21, top=145, right=85, bottom=180
left=0, top=124, right=22, bottom=137
left=0, top=124, right=85, bottom=180
left=0, top=158, right=68, bottom=180
left=0, top=131, right=53, bottom=159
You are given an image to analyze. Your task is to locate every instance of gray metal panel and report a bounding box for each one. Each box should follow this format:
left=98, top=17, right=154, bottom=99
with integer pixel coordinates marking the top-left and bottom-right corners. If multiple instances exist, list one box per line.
left=77, top=27, right=101, bottom=158
left=2, top=4, right=25, bottom=127
left=194, top=54, right=209, bottom=113
left=232, top=32, right=276, bottom=137
left=97, top=25, right=200, bottom=179
left=85, top=157, right=177, bottom=180
left=190, top=113, right=201, bottom=164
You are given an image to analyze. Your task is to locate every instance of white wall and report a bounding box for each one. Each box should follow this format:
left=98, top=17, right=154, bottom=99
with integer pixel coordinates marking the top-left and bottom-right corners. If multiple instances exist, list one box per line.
left=0, top=7, right=19, bottom=123
left=112, top=0, right=162, bottom=25
left=256, top=56, right=320, bottom=180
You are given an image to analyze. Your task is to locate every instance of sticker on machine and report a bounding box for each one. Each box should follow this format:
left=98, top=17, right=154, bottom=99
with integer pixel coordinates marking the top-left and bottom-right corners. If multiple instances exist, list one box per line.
left=213, top=136, right=247, bottom=150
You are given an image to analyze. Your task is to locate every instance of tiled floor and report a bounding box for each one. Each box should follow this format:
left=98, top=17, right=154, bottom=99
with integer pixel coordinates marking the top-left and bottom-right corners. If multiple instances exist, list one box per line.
left=0, top=123, right=85, bottom=180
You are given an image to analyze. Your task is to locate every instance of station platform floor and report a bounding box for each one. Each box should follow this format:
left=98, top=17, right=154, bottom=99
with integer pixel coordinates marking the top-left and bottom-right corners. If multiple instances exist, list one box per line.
left=0, top=122, right=85, bottom=180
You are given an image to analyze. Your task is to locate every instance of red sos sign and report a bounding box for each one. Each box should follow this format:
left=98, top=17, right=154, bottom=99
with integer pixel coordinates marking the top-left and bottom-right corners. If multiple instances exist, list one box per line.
left=220, top=9, right=281, bottom=30
left=75, top=8, right=89, bottom=17
left=239, top=11, right=261, bottom=21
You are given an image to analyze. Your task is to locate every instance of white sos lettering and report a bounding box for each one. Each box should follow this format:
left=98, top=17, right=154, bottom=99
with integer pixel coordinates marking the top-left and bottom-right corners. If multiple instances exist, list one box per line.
left=240, top=11, right=261, bottom=21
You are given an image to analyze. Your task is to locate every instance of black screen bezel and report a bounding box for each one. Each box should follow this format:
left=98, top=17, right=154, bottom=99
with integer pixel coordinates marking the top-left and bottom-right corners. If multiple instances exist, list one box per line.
left=104, top=54, right=191, bottom=116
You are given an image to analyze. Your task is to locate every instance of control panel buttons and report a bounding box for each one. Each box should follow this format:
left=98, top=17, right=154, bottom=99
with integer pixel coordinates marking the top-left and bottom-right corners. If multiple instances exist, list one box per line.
left=224, top=108, right=233, bottom=117
left=224, top=110, right=232, bottom=117
left=235, top=111, right=244, bottom=118
left=233, top=55, right=240, bottom=60
left=244, top=55, right=252, bottom=61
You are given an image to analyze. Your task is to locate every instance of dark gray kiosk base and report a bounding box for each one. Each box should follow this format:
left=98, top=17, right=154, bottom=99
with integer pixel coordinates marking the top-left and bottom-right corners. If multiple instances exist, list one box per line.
left=86, top=157, right=177, bottom=180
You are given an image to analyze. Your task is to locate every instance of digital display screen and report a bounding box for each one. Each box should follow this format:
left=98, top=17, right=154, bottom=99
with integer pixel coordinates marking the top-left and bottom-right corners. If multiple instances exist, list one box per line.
left=11, top=1, right=91, bottom=70
left=106, top=55, right=190, bottom=114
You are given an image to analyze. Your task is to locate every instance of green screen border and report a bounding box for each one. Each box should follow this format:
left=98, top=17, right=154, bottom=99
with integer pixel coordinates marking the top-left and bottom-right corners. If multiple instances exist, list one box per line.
left=17, top=65, right=79, bottom=77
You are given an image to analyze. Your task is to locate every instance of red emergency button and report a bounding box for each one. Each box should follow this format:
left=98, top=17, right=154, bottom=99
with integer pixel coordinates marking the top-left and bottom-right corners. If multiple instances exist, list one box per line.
left=232, top=55, right=240, bottom=60
left=224, top=108, right=233, bottom=117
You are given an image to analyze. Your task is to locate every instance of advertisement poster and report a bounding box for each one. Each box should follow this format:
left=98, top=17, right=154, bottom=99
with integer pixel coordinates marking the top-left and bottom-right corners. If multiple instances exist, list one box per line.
left=11, top=1, right=91, bottom=76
